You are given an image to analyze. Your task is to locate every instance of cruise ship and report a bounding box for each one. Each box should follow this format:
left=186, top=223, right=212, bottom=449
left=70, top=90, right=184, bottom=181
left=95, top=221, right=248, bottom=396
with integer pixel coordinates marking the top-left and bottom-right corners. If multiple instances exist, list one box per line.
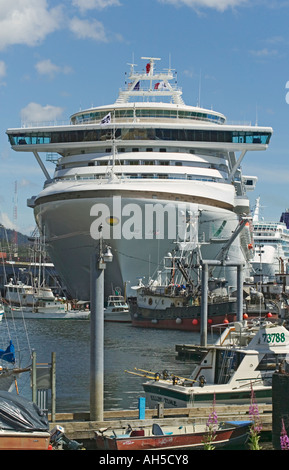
left=6, top=57, right=273, bottom=300
left=251, top=197, right=289, bottom=279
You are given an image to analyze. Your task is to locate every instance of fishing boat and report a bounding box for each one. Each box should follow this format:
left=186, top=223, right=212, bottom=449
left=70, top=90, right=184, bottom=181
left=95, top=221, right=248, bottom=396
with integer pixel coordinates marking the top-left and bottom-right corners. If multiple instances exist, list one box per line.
left=133, top=318, right=289, bottom=408
left=4, top=279, right=55, bottom=307
left=104, top=294, right=130, bottom=323
left=130, top=244, right=238, bottom=331
left=0, top=391, right=51, bottom=450
left=3, top=229, right=90, bottom=320
left=94, top=420, right=251, bottom=450
left=4, top=280, right=90, bottom=320
left=6, top=56, right=272, bottom=302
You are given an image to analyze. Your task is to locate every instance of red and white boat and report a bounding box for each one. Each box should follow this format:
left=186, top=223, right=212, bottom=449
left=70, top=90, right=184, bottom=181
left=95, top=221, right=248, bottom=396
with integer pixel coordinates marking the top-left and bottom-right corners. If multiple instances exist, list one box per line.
left=95, top=420, right=251, bottom=450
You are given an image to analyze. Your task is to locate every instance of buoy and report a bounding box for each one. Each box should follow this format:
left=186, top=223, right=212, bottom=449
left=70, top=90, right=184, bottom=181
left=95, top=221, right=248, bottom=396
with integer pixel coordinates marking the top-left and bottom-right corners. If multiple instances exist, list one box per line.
left=192, top=319, right=198, bottom=325
left=223, top=318, right=229, bottom=324
left=176, top=317, right=182, bottom=324
left=243, top=313, right=248, bottom=319
left=267, top=312, right=273, bottom=317
left=208, top=318, right=213, bottom=324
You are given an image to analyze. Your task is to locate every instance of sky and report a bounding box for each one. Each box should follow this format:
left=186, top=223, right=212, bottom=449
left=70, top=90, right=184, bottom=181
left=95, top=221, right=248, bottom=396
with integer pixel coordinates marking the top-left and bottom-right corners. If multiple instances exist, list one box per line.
left=1, top=0, right=289, bottom=235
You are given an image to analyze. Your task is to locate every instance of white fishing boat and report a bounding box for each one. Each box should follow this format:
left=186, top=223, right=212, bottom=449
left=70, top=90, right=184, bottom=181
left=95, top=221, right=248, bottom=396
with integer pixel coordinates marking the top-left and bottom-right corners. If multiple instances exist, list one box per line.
left=6, top=56, right=272, bottom=301
left=104, top=295, right=130, bottom=323
left=4, top=242, right=90, bottom=320
left=4, top=302, right=90, bottom=320
left=136, top=318, right=289, bottom=408
left=3, top=288, right=90, bottom=320
left=4, top=280, right=55, bottom=307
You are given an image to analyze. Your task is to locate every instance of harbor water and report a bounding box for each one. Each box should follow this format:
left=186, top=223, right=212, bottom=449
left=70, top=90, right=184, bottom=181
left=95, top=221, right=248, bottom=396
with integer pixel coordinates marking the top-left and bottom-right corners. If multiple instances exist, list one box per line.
left=9, top=319, right=201, bottom=412
left=7, top=318, right=274, bottom=450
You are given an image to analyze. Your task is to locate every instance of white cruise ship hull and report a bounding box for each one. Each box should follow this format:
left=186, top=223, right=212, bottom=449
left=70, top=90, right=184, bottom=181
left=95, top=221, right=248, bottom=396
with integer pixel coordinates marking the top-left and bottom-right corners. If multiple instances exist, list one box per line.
left=33, top=179, right=250, bottom=299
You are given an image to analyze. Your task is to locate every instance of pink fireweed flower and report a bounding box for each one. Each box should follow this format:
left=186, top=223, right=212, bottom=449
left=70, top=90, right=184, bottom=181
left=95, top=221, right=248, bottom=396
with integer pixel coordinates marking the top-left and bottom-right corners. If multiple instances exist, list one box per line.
left=248, top=385, right=262, bottom=450
left=206, top=410, right=218, bottom=428
left=249, top=385, right=262, bottom=433
left=280, top=419, right=289, bottom=450
left=203, top=394, right=218, bottom=450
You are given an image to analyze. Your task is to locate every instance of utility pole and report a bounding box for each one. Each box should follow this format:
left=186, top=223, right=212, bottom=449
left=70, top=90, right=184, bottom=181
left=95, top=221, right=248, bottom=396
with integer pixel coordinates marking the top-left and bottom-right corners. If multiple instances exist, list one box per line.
left=90, top=225, right=113, bottom=421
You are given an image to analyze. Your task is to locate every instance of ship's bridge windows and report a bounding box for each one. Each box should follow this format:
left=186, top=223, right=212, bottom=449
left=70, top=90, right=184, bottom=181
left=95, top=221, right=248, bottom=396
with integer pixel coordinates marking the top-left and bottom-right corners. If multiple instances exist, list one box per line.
left=9, top=127, right=272, bottom=147
left=70, top=108, right=226, bottom=125
left=232, top=132, right=270, bottom=144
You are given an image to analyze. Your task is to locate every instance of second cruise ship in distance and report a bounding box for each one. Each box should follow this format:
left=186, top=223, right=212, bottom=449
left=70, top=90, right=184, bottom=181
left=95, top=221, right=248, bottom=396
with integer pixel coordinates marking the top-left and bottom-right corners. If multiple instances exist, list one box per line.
left=6, top=57, right=273, bottom=300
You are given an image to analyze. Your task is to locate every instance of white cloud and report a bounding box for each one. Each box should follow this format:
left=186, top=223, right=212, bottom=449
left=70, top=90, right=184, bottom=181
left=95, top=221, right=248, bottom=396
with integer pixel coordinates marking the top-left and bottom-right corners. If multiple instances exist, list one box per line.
left=0, top=0, right=63, bottom=50
left=249, top=48, right=278, bottom=57
left=0, top=212, right=16, bottom=231
left=69, top=17, right=108, bottom=42
left=0, top=61, right=7, bottom=78
left=35, top=59, right=73, bottom=78
left=157, top=0, right=248, bottom=11
left=21, top=102, right=64, bottom=125
left=72, top=0, right=121, bottom=11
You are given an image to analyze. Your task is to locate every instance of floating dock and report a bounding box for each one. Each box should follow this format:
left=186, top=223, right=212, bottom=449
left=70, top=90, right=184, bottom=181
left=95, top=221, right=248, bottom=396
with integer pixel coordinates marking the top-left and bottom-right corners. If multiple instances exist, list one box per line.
left=48, top=403, right=272, bottom=449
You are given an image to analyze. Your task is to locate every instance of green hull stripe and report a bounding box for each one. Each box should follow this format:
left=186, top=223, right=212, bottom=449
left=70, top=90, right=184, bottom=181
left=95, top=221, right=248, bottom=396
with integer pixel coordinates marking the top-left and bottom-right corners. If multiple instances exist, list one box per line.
left=144, top=384, right=272, bottom=403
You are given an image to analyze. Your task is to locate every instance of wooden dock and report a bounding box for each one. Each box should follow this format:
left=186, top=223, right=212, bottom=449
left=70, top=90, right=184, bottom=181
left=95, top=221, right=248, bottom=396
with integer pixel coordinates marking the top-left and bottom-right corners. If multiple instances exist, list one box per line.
left=48, top=403, right=272, bottom=448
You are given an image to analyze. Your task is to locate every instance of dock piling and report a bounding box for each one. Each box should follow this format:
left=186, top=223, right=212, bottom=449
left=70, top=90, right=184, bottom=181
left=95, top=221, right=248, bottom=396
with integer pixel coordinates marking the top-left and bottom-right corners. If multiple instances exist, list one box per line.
left=200, top=260, right=244, bottom=346
left=90, top=228, right=113, bottom=422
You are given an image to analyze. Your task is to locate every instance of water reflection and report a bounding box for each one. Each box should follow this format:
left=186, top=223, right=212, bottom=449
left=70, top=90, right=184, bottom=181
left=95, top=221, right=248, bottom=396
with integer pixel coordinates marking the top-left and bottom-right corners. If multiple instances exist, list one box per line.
left=11, top=319, right=203, bottom=412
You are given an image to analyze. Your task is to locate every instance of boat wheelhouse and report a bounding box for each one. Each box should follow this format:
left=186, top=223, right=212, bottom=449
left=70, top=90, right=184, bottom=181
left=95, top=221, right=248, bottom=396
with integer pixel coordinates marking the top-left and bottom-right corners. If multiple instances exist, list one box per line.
left=141, top=319, right=289, bottom=408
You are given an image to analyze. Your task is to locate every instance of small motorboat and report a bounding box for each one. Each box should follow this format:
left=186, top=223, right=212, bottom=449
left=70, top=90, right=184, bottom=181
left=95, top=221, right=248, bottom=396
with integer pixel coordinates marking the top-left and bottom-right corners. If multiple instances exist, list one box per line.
left=104, top=295, right=131, bottom=323
left=139, top=318, right=289, bottom=408
left=95, top=420, right=251, bottom=450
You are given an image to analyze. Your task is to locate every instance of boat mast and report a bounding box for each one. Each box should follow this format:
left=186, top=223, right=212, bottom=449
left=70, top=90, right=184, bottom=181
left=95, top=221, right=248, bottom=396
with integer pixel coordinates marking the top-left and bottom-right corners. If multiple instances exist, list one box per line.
left=115, top=57, right=184, bottom=105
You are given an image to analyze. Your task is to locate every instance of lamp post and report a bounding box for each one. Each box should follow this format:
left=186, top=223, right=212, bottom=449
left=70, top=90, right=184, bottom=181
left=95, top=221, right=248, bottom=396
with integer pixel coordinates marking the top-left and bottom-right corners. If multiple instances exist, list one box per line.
left=90, top=225, right=113, bottom=421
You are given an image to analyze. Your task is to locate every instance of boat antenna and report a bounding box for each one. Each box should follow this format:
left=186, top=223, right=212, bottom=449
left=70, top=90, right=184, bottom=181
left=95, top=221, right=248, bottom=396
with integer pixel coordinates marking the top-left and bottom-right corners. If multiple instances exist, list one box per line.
left=198, top=69, right=202, bottom=107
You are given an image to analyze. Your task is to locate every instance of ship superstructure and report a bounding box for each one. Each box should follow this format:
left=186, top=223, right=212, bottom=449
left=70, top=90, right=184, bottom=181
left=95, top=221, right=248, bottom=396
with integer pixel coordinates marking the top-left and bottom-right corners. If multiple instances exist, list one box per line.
left=6, top=57, right=272, bottom=299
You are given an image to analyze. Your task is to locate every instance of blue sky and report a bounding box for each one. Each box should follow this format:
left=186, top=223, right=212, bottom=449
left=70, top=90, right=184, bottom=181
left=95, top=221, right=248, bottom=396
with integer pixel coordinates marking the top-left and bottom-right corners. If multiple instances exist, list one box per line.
left=1, top=0, right=289, bottom=235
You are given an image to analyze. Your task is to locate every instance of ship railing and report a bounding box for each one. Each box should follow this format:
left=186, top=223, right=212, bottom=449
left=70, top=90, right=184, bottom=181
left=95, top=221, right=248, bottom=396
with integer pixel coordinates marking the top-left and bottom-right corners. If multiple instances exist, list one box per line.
left=209, top=317, right=281, bottom=343
left=51, top=174, right=218, bottom=183
left=21, top=119, right=70, bottom=128
left=118, top=85, right=183, bottom=93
